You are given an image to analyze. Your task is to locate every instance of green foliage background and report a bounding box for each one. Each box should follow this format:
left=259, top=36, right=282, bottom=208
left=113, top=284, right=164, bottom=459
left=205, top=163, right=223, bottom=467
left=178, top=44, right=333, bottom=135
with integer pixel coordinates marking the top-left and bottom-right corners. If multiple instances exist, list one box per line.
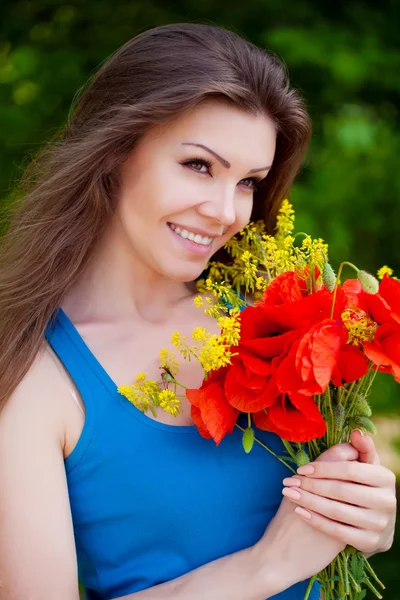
left=1, top=1, right=398, bottom=597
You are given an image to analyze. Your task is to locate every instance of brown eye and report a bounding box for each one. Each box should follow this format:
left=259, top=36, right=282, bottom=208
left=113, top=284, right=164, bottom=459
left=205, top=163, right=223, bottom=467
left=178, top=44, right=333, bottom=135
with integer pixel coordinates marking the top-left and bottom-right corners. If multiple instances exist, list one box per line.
left=181, top=158, right=212, bottom=174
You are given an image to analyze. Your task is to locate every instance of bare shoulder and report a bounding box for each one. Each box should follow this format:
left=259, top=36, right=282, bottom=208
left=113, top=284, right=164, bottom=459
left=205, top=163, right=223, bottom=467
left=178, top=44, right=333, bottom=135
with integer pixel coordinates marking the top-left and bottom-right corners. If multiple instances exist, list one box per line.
left=1, top=342, right=84, bottom=453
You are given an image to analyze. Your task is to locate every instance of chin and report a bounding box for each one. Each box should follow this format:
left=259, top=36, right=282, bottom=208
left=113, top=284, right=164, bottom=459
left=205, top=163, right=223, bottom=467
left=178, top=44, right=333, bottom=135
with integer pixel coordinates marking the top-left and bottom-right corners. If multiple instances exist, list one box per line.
left=161, top=263, right=207, bottom=284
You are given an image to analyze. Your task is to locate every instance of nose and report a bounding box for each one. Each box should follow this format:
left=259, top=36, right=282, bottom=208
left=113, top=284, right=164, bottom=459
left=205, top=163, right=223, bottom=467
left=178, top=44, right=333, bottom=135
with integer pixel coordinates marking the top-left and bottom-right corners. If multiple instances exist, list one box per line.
left=197, top=188, right=237, bottom=228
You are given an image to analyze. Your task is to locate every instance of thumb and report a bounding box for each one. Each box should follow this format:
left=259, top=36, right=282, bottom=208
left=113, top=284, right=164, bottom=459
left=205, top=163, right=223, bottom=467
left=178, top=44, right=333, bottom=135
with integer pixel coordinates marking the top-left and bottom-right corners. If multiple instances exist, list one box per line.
left=350, top=428, right=380, bottom=465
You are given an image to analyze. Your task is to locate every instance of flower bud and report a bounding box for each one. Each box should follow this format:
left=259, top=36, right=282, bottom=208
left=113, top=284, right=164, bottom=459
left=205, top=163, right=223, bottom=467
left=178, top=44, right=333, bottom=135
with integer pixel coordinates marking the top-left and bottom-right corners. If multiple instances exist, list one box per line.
left=333, top=404, right=346, bottom=430
left=242, top=427, right=255, bottom=453
left=322, top=263, right=337, bottom=292
left=353, top=394, right=372, bottom=417
left=352, top=416, right=376, bottom=435
left=357, top=270, right=379, bottom=294
left=295, top=447, right=310, bottom=467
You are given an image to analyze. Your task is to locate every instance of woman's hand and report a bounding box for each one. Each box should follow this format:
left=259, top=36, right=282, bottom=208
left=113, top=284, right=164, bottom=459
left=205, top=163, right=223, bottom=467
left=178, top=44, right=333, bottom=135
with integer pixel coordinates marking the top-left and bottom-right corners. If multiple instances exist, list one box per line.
left=281, top=430, right=397, bottom=556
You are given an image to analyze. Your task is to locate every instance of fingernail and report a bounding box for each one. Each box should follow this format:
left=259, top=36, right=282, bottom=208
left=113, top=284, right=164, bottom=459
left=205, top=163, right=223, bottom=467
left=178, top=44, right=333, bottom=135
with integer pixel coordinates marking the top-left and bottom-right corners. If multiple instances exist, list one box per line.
left=353, top=428, right=364, bottom=437
left=282, top=487, right=301, bottom=500
left=295, top=506, right=312, bottom=520
left=283, top=477, right=302, bottom=487
left=297, top=464, right=315, bottom=475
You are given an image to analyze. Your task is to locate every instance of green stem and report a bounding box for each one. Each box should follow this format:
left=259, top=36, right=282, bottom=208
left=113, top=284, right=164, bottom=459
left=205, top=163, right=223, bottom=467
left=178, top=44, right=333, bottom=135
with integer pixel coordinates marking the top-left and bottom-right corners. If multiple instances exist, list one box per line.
left=281, top=439, right=297, bottom=461
left=303, top=574, right=317, bottom=600
left=336, top=556, right=345, bottom=598
left=348, top=570, right=361, bottom=592
left=364, top=557, right=385, bottom=589
left=171, top=378, right=189, bottom=390
left=247, top=412, right=251, bottom=428
left=363, top=366, right=379, bottom=399
left=341, top=553, right=350, bottom=596
left=364, top=577, right=383, bottom=599
left=235, top=424, right=296, bottom=473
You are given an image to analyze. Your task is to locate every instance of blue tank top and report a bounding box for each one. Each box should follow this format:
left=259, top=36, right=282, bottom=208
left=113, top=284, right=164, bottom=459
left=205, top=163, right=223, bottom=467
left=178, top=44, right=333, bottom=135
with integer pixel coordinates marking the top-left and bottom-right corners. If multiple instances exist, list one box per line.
left=46, top=308, right=320, bottom=600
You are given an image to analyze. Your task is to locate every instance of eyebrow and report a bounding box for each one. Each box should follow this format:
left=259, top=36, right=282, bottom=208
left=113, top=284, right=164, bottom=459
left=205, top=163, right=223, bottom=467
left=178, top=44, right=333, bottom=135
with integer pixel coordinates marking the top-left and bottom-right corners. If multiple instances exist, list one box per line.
left=181, top=142, right=271, bottom=174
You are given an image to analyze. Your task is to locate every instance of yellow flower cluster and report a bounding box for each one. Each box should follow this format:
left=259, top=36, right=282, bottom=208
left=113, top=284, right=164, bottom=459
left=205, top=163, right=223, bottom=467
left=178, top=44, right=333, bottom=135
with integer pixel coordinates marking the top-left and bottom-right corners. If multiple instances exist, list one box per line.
left=118, top=372, right=182, bottom=417
left=170, top=312, right=241, bottom=373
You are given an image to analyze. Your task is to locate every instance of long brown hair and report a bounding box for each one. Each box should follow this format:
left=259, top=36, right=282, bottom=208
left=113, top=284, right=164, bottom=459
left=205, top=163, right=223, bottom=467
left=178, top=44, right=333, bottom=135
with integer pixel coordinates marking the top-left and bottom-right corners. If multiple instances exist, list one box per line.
left=0, top=23, right=311, bottom=408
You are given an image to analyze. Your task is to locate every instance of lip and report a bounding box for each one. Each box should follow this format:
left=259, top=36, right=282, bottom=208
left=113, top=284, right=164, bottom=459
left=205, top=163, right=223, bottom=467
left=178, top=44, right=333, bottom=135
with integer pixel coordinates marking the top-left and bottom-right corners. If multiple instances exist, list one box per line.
left=167, top=222, right=222, bottom=239
left=167, top=223, right=214, bottom=256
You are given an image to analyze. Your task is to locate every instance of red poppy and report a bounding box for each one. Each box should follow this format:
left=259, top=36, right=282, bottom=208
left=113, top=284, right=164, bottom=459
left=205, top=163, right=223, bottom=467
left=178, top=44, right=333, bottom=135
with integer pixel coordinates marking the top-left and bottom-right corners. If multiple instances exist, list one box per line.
left=186, top=367, right=239, bottom=445
left=331, top=344, right=371, bottom=386
left=252, top=385, right=326, bottom=442
left=343, top=274, right=400, bottom=326
left=364, top=323, right=400, bottom=383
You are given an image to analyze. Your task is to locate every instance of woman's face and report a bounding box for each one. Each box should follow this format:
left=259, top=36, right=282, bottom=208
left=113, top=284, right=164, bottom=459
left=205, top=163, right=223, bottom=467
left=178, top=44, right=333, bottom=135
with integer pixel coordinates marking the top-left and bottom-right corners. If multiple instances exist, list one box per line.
left=114, top=99, right=276, bottom=282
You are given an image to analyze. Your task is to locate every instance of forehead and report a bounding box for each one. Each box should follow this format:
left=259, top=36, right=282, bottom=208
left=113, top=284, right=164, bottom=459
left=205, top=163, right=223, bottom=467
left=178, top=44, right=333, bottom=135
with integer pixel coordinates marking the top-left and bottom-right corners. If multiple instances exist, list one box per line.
left=143, top=99, right=277, bottom=164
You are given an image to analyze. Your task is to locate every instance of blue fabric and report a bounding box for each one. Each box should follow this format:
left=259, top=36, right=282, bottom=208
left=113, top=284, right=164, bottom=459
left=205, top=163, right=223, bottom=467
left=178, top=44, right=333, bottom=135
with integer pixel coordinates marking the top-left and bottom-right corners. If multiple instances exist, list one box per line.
left=46, top=308, right=320, bottom=600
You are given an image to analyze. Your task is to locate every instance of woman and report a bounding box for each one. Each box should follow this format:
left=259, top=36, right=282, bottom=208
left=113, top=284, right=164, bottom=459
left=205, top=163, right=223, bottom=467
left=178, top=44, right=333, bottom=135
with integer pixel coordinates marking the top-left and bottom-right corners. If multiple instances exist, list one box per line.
left=0, top=23, right=396, bottom=600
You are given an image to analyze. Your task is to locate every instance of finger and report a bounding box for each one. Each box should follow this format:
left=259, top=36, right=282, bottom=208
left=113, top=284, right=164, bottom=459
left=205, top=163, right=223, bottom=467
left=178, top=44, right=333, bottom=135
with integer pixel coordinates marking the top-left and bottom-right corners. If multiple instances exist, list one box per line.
left=350, top=429, right=380, bottom=465
left=316, top=442, right=359, bottom=463
left=296, top=461, right=396, bottom=488
left=283, top=475, right=396, bottom=512
left=293, top=506, right=381, bottom=555
left=282, top=486, right=390, bottom=532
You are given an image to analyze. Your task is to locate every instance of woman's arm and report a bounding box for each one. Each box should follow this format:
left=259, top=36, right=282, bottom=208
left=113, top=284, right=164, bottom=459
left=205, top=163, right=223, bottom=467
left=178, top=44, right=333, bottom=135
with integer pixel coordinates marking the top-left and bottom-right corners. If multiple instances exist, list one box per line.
left=114, top=545, right=276, bottom=600
left=0, top=350, right=81, bottom=600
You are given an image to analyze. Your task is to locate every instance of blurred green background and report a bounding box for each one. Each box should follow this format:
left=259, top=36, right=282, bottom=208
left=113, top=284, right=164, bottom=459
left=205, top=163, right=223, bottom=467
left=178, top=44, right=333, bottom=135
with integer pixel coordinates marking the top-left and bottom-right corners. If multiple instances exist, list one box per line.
left=0, top=0, right=398, bottom=597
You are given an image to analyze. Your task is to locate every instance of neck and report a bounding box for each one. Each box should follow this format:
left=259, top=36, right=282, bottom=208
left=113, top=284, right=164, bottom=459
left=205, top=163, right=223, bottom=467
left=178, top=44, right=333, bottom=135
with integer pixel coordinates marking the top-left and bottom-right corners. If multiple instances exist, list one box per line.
left=62, top=220, right=196, bottom=325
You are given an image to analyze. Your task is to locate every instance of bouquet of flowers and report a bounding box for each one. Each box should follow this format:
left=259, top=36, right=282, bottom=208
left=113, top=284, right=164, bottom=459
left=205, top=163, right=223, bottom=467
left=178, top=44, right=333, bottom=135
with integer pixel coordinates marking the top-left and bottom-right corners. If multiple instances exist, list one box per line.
left=119, top=200, right=399, bottom=599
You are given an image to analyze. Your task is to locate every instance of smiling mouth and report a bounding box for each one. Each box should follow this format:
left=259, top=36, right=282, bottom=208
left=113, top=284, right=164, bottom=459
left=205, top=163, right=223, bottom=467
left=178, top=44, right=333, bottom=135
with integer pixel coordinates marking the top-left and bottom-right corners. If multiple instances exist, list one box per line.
left=168, top=223, right=214, bottom=246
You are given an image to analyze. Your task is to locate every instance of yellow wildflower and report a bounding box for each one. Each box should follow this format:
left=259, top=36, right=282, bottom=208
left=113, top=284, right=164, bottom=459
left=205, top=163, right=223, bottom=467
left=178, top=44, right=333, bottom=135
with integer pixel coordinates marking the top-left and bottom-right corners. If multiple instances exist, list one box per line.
left=198, top=335, right=235, bottom=372
left=159, top=348, right=180, bottom=377
left=171, top=331, right=182, bottom=348
left=193, top=295, right=204, bottom=308
left=255, top=276, right=268, bottom=291
left=118, top=380, right=156, bottom=414
left=275, top=199, right=295, bottom=238
left=377, top=265, right=393, bottom=280
left=158, top=389, right=181, bottom=417
left=135, top=372, right=147, bottom=384
left=217, top=314, right=241, bottom=346
left=192, top=327, right=209, bottom=342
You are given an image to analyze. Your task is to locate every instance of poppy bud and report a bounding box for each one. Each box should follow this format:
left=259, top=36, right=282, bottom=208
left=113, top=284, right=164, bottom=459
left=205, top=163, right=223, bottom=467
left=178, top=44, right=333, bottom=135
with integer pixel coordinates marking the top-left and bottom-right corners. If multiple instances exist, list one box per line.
left=357, top=270, right=379, bottom=294
left=242, top=427, right=255, bottom=453
left=352, top=416, right=376, bottom=435
left=333, top=404, right=346, bottom=430
left=322, top=262, right=337, bottom=292
left=353, top=394, right=372, bottom=417
left=295, top=447, right=310, bottom=467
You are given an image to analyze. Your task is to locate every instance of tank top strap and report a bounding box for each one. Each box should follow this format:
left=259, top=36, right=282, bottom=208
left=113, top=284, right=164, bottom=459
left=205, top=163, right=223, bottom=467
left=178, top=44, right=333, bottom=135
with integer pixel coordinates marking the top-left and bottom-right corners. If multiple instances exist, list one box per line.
left=45, top=308, right=115, bottom=472
left=45, top=308, right=118, bottom=397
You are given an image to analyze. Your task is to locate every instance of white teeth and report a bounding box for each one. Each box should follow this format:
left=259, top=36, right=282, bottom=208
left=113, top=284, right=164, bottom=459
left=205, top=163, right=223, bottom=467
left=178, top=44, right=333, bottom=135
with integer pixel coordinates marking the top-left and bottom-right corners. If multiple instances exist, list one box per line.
left=168, top=223, right=213, bottom=246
